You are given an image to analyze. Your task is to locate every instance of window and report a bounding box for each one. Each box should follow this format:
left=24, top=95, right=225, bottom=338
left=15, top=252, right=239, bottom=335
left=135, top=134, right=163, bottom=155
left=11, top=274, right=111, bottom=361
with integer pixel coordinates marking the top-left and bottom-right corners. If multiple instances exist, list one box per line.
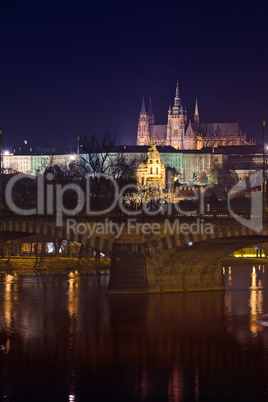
left=150, top=167, right=153, bottom=174
left=156, top=167, right=158, bottom=174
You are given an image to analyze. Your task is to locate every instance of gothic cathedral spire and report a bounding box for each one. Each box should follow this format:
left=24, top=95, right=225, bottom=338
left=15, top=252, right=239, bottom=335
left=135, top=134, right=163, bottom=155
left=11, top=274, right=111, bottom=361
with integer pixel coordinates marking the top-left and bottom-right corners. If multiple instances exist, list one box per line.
left=172, top=81, right=181, bottom=115
left=137, top=97, right=150, bottom=146
left=141, top=96, right=146, bottom=113
left=194, top=98, right=199, bottom=126
left=148, top=98, right=155, bottom=125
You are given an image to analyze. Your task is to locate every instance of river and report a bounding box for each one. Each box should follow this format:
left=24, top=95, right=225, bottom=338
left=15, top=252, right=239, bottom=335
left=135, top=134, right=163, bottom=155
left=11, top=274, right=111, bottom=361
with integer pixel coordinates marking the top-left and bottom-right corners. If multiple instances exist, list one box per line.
left=0, top=261, right=267, bottom=401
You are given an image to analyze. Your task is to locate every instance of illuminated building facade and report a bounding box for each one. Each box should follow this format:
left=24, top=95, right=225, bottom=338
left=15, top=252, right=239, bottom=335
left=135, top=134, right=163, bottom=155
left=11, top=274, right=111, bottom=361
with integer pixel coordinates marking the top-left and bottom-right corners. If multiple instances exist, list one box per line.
left=136, top=142, right=166, bottom=188
left=2, top=144, right=264, bottom=185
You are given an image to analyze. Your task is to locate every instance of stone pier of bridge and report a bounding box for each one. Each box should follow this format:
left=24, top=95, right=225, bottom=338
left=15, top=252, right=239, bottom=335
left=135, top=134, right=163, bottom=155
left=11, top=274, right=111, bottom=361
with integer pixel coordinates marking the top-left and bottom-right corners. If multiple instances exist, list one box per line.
left=107, top=241, right=226, bottom=294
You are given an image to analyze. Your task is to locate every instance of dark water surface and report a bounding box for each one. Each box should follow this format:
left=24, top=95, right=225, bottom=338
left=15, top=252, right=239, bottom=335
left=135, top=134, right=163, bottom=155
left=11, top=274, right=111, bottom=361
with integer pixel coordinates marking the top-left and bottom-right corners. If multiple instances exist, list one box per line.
left=0, top=263, right=268, bottom=401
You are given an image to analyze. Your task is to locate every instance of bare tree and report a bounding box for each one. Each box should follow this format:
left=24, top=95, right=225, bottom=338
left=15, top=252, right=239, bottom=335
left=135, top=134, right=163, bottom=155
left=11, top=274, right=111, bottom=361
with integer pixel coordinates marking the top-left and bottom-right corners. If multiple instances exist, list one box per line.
left=80, top=133, right=116, bottom=177
left=80, top=134, right=138, bottom=213
left=81, top=133, right=137, bottom=179
left=39, top=152, right=56, bottom=174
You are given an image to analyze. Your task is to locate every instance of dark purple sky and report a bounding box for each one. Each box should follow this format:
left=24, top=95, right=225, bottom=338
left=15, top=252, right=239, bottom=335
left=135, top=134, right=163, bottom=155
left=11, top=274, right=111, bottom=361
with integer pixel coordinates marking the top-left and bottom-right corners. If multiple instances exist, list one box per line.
left=0, top=0, right=267, bottom=150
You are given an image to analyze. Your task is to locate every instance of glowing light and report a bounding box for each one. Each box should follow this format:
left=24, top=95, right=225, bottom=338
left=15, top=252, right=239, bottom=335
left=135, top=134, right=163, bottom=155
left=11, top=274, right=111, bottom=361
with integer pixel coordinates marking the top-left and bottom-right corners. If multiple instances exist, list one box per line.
left=234, top=254, right=266, bottom=257
left=249, top=266, right=264, bottom=335
left=188, top=241, right=193, bottom=246
left=3, top=150, right=9, bottom=155
left=46, top=242, right=55, bottom=253
left=70, top=155, right=76, bottom=161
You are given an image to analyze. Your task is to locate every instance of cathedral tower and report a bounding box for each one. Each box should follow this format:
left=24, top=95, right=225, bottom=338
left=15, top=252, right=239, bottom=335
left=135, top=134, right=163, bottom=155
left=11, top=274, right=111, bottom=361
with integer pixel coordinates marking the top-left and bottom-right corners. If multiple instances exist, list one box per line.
left=166, top=82, right=187, bottom=149
left=137, top=97, right=150, bottom=146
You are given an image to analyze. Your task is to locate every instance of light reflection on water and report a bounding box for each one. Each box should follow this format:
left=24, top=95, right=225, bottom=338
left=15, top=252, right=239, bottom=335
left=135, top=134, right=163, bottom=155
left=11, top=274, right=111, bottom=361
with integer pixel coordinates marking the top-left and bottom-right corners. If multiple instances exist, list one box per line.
left=0, top=266, right=267, bottom=401
left=223, top=263, right=268, bottom=338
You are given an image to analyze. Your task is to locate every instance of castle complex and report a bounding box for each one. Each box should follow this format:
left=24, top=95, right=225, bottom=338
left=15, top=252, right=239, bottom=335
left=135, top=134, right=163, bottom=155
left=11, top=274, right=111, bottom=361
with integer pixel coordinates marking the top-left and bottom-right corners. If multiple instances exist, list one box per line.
left=137, top=82, right=251, bottom=149
left=1, top=82, right=259, bottom=186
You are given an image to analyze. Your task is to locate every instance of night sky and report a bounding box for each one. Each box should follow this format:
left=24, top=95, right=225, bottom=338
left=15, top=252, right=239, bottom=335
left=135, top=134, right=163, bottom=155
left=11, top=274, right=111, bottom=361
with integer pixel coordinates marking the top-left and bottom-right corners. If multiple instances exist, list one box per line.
left=1, top=0, right=268, bottom=151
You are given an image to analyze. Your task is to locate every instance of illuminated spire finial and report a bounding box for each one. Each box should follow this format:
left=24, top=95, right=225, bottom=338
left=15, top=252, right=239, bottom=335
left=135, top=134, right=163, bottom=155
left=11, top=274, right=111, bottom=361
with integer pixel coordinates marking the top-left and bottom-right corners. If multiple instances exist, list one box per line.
left=140, top=97, right=146, bottom=114
left=176, top=81, right=179, bottom=97
left=194, top=98, right=199, bottom=126
left=172, top=81, right=181, bottom=114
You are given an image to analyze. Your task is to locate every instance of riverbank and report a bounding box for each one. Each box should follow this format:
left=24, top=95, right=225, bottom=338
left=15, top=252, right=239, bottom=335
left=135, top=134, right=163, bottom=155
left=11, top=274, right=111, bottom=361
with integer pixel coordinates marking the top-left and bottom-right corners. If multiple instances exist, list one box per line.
left=1, top=255, right=267, bottom=276
left=222, top=255, right=268, bottom=265
left=0, top=256, right=111, bottom=274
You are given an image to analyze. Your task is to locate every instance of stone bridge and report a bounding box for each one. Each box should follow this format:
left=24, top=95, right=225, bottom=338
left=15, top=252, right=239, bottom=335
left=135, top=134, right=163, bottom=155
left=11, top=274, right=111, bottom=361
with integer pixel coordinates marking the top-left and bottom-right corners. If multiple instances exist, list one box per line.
left=0, top=215, right=268, bottom=294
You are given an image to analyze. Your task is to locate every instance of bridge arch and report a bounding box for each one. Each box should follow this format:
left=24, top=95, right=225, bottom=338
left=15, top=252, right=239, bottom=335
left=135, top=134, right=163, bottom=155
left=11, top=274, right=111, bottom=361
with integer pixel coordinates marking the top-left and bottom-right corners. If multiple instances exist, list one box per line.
left=108, top=223, right=268, bottom=294
left=146, top=236, right=268, bottom=293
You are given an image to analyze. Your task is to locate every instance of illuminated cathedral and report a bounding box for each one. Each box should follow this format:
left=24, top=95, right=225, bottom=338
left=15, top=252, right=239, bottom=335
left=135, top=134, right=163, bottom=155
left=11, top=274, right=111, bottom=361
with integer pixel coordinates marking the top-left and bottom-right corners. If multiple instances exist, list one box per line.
left=137, top=82, right=251, bottom=149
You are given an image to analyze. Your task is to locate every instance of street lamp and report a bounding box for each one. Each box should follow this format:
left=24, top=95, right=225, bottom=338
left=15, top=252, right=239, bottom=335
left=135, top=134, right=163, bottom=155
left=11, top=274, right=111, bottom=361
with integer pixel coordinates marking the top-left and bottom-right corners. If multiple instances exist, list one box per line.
left=263, top=120, right=266, bottom=213
left=0, top=129, right=2, bottom=214
left=0, top=129, right=2, bottom=175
